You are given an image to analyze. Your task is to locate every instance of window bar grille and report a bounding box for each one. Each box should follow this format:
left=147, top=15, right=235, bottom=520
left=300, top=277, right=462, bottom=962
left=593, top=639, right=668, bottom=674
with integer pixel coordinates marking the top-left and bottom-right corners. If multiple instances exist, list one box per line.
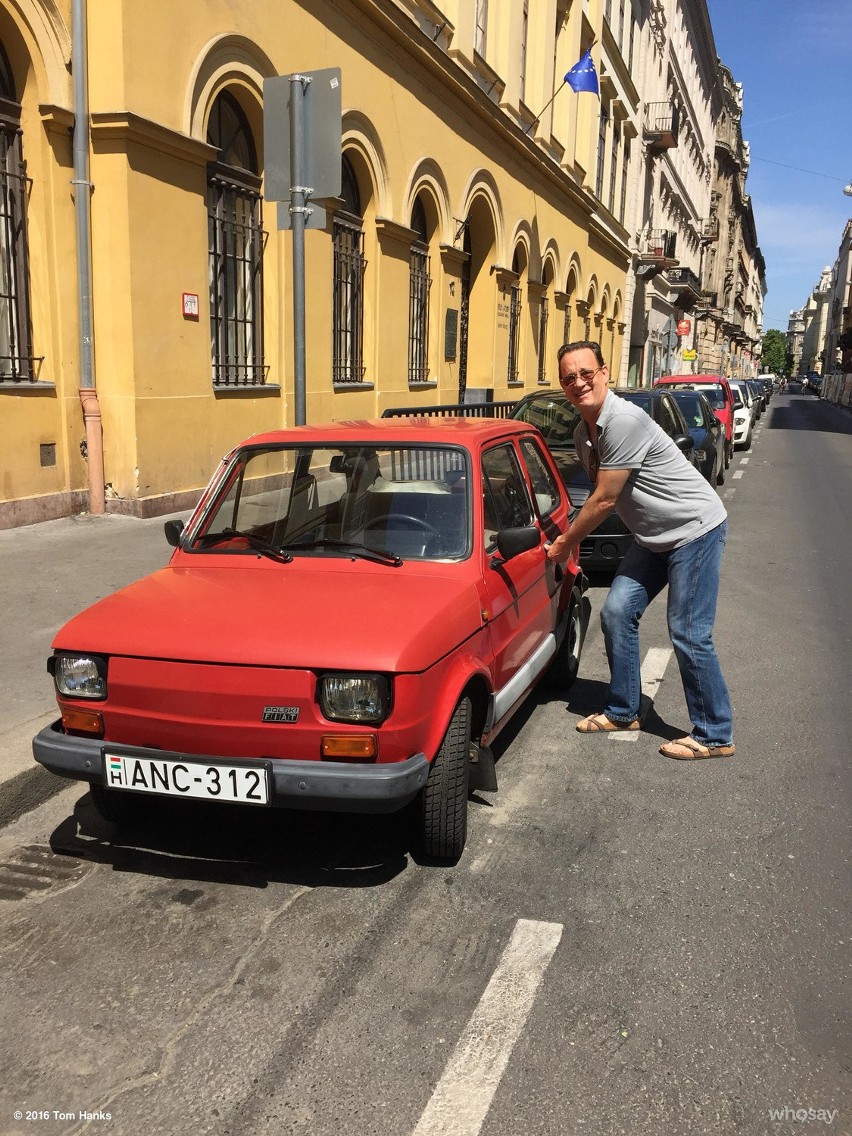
left=507, top=284, right=522, bottom=383
left=208, top=176, right=264, bottom=386
left=537, top=294, right=549, bottom=384
left=408, top=244, right=430, bottom=385
left=0, top=125, right=34, bottom=382
left=333, top=217, right=366, bottom=384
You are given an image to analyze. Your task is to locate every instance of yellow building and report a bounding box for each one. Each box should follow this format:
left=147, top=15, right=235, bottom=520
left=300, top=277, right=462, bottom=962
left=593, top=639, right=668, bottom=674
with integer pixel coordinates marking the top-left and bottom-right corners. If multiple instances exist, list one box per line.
left=0, top=0, right=630, bottom=527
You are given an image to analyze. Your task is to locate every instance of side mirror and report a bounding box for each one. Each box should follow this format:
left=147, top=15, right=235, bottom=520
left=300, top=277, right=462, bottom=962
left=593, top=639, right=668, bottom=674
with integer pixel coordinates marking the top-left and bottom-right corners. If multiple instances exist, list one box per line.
left=493, top=525, right=540, bottom=564
left=673, top=434, right=694, bottom=454
left=164, top=519, right=185, bottom=548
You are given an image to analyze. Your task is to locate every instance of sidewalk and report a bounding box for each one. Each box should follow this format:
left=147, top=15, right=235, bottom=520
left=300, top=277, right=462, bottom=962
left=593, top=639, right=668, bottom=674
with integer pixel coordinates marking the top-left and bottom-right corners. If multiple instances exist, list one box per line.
left=0, top=511, right=185, bottom=825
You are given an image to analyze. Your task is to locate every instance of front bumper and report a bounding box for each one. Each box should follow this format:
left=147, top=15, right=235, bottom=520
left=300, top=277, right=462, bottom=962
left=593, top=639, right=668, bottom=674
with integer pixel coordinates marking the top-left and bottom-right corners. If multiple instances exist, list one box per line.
left=33, top=720, right=429, bottom=814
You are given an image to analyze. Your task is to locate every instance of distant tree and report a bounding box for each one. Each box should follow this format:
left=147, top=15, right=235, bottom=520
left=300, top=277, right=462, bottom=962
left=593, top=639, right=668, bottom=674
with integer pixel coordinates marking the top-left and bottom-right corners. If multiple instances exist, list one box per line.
left=761, top=329, right=787, bottom=374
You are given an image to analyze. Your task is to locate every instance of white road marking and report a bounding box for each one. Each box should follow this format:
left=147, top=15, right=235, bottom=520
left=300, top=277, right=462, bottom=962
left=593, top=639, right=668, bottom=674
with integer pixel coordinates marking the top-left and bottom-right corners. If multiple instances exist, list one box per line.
left=412, top=918, right=562, bottom=1136
left=732, top=470, right=744, bottom=479
left=609, top=647, right=674, bottom=743
left=641, top=647, right=673, bottom=697
left=723, top=488, right=736, bottom=499
left=740, top=456, right=750, bottom=464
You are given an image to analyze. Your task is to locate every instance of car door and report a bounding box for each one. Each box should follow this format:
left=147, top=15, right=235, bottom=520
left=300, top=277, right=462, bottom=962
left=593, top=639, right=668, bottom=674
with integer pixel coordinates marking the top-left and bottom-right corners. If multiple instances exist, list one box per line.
left=479, top=441, right=553, bottom=722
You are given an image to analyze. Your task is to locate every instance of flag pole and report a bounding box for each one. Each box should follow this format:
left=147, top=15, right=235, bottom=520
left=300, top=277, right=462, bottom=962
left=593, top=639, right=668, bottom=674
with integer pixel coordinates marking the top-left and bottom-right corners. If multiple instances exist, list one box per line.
left=525, top=38, right=598, bottom=135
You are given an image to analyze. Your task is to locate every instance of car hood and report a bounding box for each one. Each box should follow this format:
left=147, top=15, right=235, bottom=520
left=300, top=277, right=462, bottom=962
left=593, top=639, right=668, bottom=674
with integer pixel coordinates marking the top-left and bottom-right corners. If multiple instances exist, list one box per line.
left=52, top=560, right=485, bottom=673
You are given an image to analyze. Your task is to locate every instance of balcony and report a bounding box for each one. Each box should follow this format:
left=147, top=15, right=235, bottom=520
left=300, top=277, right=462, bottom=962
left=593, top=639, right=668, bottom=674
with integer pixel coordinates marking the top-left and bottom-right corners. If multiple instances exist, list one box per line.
left=701, top=217, right=719, bottom=242
left=665, top=265, right=703, bottom=311
left=641, top=229, right=677, bottom=261
left=644, top=102, right=679, bottom=151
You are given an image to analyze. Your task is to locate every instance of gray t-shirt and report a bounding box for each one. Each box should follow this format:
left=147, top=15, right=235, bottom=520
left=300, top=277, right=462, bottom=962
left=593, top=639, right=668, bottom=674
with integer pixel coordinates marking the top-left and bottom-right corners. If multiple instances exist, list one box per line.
left=574, top=390, right=727, bottom=551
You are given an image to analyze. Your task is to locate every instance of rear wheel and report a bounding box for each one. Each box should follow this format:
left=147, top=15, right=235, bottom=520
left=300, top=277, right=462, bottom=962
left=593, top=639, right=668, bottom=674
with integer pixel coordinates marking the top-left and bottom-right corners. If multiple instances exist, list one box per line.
left=716, top=455, right=725, bottom=485
left=419, top=696, right=471, bottom=862
left=90, top=783, right=150, bottom=827
left=545, top=588, right=585, bottom=689
left=724, top=440, right=732, bottom=468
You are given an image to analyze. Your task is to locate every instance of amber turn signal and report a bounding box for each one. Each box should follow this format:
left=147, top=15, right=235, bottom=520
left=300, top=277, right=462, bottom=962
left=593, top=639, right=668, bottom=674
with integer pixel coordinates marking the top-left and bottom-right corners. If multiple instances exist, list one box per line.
left=61, top=706, right=105, bottom=736
left=321, top=734, right=377, bottom=760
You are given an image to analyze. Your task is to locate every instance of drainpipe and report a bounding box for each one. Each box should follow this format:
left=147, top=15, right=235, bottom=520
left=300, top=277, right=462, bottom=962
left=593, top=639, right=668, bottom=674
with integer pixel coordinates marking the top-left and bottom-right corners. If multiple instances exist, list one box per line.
left=72, top=0, right=104, bottom=514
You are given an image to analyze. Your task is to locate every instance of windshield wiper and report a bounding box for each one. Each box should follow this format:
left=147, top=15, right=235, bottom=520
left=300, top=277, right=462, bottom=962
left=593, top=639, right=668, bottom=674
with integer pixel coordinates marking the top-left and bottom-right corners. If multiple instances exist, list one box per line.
left=281, top=537, right=403, bottom=567
left=195, top=528, right=293, bottom=563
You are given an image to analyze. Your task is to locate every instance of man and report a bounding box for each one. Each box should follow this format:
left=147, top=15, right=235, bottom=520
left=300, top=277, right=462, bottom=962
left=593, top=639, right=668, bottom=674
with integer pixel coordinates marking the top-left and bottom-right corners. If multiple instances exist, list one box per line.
left=547, top=341, right=735, bottom=760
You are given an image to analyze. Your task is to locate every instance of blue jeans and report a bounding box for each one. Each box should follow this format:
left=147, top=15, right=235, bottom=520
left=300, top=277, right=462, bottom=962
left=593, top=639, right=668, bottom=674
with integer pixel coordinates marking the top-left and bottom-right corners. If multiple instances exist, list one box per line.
left=600, top=521, right=733, bottom=746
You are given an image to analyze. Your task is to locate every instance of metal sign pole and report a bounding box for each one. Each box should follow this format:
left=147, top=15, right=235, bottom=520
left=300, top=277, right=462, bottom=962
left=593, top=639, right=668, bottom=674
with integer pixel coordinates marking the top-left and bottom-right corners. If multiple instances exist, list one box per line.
left=289, top=74, right=311, bottom=426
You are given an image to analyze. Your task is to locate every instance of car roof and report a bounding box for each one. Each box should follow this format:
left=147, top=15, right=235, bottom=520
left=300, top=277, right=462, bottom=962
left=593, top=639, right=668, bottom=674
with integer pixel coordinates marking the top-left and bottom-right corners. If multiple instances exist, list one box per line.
left=244, top=416, right=533, bottom=449
left=658, top=379, right=731, bottom=388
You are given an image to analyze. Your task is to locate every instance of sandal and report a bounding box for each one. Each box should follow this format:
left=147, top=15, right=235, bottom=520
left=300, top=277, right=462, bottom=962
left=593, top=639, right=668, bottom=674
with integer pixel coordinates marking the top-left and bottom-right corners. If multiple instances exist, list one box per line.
left=659, top=736, right=736, bottom=760
left=576, top=713, right=641, bottom=733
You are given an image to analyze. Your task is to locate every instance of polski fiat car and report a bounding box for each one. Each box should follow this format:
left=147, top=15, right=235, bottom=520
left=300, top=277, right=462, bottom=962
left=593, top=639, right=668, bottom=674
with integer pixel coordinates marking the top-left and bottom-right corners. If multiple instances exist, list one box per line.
left=33, top=418, right=589, bottom=861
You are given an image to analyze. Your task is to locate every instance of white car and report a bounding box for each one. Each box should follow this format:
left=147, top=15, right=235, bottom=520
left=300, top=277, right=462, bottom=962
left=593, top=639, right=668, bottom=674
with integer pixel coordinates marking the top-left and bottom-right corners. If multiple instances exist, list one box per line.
left=729, top=382, right=753, bottom=450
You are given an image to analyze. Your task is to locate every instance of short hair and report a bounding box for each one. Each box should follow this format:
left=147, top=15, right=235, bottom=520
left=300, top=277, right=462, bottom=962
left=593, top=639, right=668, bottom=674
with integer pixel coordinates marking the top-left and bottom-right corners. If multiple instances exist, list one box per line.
left=557, top=340, right=605, bottom=367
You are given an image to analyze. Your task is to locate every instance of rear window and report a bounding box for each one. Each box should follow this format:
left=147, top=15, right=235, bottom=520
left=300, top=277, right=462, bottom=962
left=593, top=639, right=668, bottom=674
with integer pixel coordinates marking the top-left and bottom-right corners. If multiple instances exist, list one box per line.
left=665, top=383, right=725, bottom=409
left=511, top=396, right=581, bottom=448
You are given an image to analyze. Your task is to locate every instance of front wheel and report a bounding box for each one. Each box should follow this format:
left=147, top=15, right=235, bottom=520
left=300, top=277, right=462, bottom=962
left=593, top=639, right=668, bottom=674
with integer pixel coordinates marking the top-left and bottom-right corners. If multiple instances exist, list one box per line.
left=418, top=696, right=471, bottom=862
left=716, top=454, right=725, bottom=485
left=724, top=440, right=732, bottom=468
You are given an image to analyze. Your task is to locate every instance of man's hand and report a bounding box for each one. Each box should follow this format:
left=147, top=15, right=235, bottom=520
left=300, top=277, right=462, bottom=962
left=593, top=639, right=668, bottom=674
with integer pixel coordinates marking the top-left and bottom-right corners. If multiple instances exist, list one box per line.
left=547, top=531, right=575, bottom=563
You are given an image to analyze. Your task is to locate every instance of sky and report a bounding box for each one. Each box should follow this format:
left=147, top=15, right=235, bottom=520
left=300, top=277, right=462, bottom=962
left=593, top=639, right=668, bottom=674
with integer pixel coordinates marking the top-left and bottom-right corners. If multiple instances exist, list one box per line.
left=705, top=0, right=852, bottom=331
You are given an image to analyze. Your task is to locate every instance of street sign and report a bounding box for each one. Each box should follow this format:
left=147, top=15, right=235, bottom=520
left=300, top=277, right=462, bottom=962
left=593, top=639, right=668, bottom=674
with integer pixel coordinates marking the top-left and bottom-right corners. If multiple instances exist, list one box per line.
left=677, top=319, right=691, bottom=336
left=263, top=68, right=342, bottom=229
left=683, top=348, right=697, bottom=361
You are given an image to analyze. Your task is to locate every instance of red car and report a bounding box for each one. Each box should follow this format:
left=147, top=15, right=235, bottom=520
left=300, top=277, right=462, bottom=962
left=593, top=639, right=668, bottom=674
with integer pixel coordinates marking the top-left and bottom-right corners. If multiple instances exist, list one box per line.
left=653, top=374, right=735, bottom=469
left=33, top=418, right=588, bottom=861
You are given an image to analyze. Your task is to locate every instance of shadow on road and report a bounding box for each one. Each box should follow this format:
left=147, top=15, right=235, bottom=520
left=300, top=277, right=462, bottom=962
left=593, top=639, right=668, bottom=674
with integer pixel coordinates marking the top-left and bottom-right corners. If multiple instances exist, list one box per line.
left=766, top=398, right=852, bottom=434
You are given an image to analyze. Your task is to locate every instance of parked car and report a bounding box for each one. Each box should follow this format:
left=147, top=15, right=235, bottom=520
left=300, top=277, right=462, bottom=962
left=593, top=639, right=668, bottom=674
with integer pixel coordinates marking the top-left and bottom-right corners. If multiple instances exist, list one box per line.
left=746, top=379, right=765, bottom=417
left=33, top=418, right=590, bottom=862
left=666, top=388, right=726, bottom=485
left=509, top=389, right=633, bottom=572
left=756, top=374, right=775, bottom=403
left=653, top=374, right=735, bottom=468
left=727, top=380, right=754, bottom=450
left=612, top=388, right=698, bottom=467
left=729, top=378, right=758, bottom=428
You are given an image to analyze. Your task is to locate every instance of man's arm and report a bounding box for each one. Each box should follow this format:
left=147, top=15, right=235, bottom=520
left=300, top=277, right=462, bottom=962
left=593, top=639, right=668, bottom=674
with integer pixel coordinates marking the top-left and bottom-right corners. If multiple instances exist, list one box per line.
left=547, top=467, right=632, bottom=562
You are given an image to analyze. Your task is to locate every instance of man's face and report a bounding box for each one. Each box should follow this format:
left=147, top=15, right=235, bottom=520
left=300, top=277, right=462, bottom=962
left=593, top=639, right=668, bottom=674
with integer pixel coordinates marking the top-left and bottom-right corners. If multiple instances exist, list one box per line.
left=558, top=348, right=609, bottom=413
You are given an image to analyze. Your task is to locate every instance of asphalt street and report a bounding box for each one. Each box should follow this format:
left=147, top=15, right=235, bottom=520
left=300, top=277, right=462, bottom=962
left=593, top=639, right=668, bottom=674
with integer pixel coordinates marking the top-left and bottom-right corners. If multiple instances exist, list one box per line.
left=0, top=390, right=849, bottom=1136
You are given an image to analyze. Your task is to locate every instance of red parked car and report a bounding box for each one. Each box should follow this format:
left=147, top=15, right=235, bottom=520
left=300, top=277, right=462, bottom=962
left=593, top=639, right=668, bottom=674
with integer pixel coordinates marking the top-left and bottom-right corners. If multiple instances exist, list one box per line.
left=653, top=374, right=735, bottom=469
left=33, top=418, right=589, bottom=861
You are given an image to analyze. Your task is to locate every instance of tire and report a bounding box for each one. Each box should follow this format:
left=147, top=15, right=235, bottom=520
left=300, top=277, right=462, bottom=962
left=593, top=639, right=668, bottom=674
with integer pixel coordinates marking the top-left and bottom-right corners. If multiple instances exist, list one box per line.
left=743, top=429, right=752, bottom=451
left=716, top=454, right=725, bottom=485
left=419, top=696, right=471, bottom=862
left=90, top=783, right=150, bottom=827
left=724, top=440, right=732, bottom=468
left=545, top=588, right=585, bottom=690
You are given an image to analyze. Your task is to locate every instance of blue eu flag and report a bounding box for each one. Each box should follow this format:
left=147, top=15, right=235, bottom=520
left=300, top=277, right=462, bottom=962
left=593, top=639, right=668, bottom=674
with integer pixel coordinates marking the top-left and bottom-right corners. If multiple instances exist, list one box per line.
left=565, top=50, right=599, bottom=95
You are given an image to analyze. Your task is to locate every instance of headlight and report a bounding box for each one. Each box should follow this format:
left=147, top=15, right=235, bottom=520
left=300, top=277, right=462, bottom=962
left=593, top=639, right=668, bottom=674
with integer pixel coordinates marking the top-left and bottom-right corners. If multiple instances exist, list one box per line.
left=50, top=654, right=108, bottom=699
left=318, top=673, right=390, bottom=723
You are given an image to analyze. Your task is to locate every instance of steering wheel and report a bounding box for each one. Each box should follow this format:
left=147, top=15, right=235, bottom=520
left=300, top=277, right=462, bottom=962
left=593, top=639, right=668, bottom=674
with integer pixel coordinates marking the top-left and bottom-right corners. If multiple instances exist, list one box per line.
left=365, top=513, right=440, bottom=540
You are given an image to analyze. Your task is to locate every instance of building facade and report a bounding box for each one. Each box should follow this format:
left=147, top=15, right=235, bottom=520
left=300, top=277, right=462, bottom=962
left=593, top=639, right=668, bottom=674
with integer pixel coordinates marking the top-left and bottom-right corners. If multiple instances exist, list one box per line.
left=820, top=219, right=852, bottom=406
left=695, top=63, right=765, bottom=381
left=0, top=0, right=635, bottom=527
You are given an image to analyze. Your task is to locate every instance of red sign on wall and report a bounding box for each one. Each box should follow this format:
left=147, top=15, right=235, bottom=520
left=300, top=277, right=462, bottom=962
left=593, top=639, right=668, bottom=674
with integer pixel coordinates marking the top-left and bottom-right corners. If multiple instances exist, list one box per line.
left=677, top=319, right=691, bottom=336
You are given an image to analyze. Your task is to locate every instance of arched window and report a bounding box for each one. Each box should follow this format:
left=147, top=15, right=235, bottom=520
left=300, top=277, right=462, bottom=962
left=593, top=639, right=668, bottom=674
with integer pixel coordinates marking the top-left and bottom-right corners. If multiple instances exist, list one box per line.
left=408, top=196, right=431, bottom=385
left=332, top=155, right=366, bottom=384
left=0, top=41, right=34, bottom=382
left=207, top=91, right=264, bottom=387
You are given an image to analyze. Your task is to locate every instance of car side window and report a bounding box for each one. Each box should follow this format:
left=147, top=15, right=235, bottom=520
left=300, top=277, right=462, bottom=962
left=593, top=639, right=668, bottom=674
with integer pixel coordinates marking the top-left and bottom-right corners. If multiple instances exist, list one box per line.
left=520, top=438, right=561, bottom=519
left=659, top=397, right=681, bottom=439
left=481, top=444, right=535, bottom=549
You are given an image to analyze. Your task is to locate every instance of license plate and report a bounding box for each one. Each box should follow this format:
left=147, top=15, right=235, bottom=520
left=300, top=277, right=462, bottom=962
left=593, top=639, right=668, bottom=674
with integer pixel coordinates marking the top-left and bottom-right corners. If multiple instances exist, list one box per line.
left=103, top=752, right=270, bottom=805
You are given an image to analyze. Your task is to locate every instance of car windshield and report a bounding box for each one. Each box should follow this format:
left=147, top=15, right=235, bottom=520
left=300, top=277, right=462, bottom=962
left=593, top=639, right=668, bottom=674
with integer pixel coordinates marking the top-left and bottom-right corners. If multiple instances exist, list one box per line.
left=189, top=443, right=471, bottom=562
left=511, top=395, right=581, bottom=449
left=666, top=382, right=725, bottom=409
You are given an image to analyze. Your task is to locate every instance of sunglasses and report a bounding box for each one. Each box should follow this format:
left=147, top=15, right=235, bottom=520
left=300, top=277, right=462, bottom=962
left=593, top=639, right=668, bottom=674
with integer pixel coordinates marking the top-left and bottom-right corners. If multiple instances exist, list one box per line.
left=560, top=365, right=604, bottom=388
